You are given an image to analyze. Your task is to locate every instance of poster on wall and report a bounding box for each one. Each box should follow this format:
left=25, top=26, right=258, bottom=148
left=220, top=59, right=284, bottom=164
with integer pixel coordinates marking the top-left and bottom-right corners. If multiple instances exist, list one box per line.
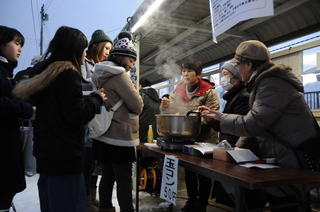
left=209, top=0, right=274, bottom=42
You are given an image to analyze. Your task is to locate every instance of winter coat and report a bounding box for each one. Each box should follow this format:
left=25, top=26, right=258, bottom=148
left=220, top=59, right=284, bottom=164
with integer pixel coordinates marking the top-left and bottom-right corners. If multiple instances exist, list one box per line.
left=0, top=57, right=34, bottom=196
left=210, top=82, right=250, bottom=146
left=221, top=62, right=318, bottom=169
left=161, top=78, right=220, bottom=142
left=91, top=61, right=143, bottom=147
left=12, top=61, right=102, bottom=175
left=139, top=86, right=160, bottom=142
left=81, top=57, right=95, bottom=81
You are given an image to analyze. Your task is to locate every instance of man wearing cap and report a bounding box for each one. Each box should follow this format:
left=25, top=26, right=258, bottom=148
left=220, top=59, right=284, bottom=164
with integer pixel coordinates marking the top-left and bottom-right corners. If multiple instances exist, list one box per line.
left=200, top=40, right=318, bottom=211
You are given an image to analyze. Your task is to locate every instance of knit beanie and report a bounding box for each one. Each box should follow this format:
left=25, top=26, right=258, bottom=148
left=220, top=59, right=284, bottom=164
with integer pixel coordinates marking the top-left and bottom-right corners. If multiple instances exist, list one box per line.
left=110, top=31, right=137, bottom=60
left=221, top=62, right=241, bottom=80
left=89, top=29, right=113, bottom=47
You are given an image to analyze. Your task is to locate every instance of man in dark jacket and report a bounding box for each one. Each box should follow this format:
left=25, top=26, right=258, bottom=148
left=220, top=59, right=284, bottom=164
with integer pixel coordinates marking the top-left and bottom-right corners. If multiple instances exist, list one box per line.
left=139, top=79, right=160, bottom=142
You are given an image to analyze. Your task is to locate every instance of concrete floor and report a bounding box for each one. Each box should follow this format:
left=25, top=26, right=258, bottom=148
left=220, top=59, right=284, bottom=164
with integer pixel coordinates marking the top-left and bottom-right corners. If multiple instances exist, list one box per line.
left=135, top=166, right=320, bottom=212
left=13, top=166, right=320, bottom=212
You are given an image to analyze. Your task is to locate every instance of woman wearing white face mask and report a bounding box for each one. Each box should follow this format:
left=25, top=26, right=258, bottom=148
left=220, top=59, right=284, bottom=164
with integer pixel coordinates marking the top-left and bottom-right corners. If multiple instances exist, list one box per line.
left=200, top=62, right=251, bottom=146
left=199, top=61, right=255, bottom=209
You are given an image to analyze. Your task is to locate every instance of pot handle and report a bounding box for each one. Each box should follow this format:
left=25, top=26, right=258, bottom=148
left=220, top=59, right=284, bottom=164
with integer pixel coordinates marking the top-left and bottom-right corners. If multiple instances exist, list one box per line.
left=186, top=110, right=200, bottom=116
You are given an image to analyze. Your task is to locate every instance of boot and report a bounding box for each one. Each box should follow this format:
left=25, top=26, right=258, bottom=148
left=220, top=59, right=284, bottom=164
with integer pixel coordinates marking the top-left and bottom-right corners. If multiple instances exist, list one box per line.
left=90, top=188, right=100, bottom=207
left=98, top=207, right=115, bottom=212
left=86, top=194, right=98, bottom=212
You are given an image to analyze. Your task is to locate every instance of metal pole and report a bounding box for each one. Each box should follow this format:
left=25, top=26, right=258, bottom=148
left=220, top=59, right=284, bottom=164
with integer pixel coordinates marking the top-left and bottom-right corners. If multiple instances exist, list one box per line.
left=40, top=4, right=44, bottom=55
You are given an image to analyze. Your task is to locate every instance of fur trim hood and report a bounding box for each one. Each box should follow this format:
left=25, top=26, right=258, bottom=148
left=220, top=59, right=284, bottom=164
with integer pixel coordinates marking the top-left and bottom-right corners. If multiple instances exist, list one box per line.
left=13, top=61, right=78, bottom=100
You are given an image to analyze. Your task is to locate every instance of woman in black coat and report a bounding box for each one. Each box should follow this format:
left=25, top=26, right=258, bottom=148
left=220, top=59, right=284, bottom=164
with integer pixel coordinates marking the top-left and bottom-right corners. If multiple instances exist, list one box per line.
left=13, top=26, right=106, bottom=212
left=199, top=62, right=252, bottom=208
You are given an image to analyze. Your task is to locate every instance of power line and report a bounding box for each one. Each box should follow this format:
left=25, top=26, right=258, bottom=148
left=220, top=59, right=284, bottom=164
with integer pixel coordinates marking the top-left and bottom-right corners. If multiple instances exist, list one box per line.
left=30, top=0, right=39, bottom=55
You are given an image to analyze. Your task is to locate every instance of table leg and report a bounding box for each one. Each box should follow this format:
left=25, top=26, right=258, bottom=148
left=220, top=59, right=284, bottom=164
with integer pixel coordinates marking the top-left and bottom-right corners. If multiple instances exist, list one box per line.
left=135, top=153, right=140, bottom=211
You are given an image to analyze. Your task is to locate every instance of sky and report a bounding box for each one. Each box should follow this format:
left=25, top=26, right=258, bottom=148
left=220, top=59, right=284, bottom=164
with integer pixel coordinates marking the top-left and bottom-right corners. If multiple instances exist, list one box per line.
left=0, top=0, right=143, bottom=75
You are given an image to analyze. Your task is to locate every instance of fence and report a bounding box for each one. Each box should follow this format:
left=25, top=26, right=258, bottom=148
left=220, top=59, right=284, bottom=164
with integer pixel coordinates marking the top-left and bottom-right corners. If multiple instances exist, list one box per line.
left=304, top=91, right=320, bottom=109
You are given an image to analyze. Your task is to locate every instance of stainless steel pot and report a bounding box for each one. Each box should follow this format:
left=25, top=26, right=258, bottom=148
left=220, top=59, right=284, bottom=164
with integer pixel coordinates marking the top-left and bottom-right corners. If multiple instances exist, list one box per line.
left=156, top=110, right=201, bottom=137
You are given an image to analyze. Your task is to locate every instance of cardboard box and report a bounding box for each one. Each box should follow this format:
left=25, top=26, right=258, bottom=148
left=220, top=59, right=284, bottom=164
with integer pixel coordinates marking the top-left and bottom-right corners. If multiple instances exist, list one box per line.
left=213, top=148, right=234, bottom=161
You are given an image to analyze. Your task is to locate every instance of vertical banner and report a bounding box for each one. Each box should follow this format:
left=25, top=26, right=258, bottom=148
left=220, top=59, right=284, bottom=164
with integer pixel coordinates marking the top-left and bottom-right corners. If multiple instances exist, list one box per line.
left=209, top=0, right=274, bottom=42
left=160, top=155, right=179, bottom=205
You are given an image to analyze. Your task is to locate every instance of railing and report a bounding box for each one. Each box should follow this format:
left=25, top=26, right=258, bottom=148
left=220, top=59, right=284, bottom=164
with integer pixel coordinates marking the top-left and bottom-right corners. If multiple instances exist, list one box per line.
left=304, top=91, right=320, bottom=109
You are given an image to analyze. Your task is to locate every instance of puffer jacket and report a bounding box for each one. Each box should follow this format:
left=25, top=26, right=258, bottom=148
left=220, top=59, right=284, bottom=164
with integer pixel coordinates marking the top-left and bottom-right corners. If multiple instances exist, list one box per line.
left=161, top=78, right=220, bottom=142
left=139, top=87, right=160, bottom=142
left=0, top=57, right=34, bottom=196
left=13, top=61, right=102, bottom=174
left=221, top=62, right=318, bottom=169
left=91, top=61, right=143, bottom=147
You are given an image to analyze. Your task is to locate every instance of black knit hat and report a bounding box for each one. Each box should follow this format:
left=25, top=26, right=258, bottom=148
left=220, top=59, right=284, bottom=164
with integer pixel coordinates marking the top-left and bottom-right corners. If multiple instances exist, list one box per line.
left=89, top=29, right=113, bottom=47
left=110, top=31, right=137, bottom=60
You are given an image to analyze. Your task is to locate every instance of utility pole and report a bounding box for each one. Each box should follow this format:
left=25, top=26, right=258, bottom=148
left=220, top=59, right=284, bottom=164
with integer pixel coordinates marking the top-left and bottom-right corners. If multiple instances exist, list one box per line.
left=40, top=4, right=48, bottom=55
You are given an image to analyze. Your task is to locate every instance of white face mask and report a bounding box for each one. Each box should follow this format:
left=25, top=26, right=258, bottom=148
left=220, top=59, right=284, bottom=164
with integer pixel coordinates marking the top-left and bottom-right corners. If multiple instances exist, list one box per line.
left=221, top=76, right=234, bottom=91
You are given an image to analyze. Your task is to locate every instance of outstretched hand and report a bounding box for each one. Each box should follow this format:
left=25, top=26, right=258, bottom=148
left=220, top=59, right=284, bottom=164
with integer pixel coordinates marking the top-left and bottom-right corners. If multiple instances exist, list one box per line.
left=198, top=105, right=223, bottom=121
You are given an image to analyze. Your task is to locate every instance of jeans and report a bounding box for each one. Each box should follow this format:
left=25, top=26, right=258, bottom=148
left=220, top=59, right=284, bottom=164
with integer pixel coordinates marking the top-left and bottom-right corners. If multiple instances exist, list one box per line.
left=37, top=173, right=86, bottom=212
left=99, top=161, right=134, bottom=212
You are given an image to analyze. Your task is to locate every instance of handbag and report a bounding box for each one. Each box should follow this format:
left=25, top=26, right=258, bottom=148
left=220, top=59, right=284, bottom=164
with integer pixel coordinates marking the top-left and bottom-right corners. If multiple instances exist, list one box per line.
left=88, top=99, right=123, bottom=138
left=21, top=120, right=37, bottom=177
left=273, top=117, right=320, bottom=172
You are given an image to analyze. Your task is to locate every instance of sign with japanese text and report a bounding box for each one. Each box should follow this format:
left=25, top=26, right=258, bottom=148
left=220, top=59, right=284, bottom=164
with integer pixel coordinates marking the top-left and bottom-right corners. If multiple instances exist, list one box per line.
left=209, top=0, right=274, bottom=42
left=160, top=155, right=178, bottom=205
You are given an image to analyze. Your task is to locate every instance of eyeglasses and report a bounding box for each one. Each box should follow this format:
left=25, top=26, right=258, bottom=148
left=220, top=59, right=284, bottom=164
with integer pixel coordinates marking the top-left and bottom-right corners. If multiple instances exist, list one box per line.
left=234, top=62, right=244, bottom=69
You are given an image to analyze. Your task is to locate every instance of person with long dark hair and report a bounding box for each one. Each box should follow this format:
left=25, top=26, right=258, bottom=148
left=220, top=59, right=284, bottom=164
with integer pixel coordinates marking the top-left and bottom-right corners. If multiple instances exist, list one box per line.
left=13, top=26, right=106, bottom=212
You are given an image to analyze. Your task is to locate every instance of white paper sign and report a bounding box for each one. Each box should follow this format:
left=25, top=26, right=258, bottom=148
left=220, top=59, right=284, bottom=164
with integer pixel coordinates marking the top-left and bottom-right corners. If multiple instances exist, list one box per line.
left=160, top=155, right=178, bottom=205
left=209, top=0, right=274, bottom=42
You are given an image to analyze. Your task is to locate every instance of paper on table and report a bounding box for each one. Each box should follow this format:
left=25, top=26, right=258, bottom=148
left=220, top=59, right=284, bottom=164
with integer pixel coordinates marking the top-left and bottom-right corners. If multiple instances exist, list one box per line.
left=227, top=148, right=259, bottom=163
left=144, top=143, right=158, bottom=147
left=239, top=163, right=280, bottom=169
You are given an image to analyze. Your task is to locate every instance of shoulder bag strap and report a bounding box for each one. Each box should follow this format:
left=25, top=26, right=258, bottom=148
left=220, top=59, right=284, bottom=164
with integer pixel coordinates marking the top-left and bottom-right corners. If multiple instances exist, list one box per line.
left=111, top=99, right=123, bottom=112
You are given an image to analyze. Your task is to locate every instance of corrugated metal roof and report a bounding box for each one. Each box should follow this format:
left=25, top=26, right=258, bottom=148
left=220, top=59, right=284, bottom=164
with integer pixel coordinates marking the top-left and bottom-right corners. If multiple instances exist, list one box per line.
left=121, top=0, right=320, bottom=85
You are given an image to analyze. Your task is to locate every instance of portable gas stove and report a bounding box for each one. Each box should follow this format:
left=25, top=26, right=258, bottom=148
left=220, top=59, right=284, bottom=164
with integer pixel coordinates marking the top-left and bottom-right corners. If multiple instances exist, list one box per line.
left=156, top=137, right=196, bottom=150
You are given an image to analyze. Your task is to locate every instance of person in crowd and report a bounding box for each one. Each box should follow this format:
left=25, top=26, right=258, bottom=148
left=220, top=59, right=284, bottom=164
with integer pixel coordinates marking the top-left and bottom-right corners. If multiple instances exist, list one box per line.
left=161, top=58, right=220, bottom=212
left=160, top=93, right=170, bottom=103
left=200, top=61, right=250, bottom=146
left=200, top=40, right=319, bottom=212
left=81, top=29, right=113, bottom=82
left=81, top=29, right=114, bottom=212
left=0, top=25, right=34, bottom=212
left=139, top=78, right=160, bottom=142
left=14, top=55, right=43, bottom=82
left=199, top=61, right=251, bottom=208
left=91, top=31, right=143, bottom=212
left=12, top=26, right=107, bottom=212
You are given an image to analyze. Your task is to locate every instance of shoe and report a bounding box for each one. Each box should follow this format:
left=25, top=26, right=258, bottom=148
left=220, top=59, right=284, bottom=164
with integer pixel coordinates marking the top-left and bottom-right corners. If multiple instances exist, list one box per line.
left=86, top=194, right=98, bottom=212
left=98, top=207, right=115, bottom=212
left=90, top=188, right=99, bottom=207
left=180, top=201, right=197, bottom=211
left=198, top=204, right=207, bottom=212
